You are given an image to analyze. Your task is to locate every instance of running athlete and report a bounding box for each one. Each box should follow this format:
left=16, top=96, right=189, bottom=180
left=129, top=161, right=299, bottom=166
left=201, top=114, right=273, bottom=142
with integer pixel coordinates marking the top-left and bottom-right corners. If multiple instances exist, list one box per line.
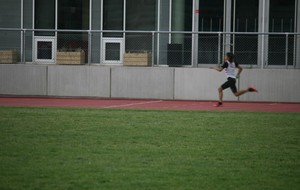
left=210, top=52, right=257, bottom=107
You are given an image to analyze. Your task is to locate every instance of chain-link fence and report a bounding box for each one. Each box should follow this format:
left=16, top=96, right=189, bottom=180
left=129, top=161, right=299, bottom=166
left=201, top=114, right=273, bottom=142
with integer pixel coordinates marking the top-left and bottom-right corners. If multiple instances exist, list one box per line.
left=267, top=34, right=296, bottom=67
left=198, top=34, right=221, bottom=64
left=0, top=29, right=21, bottom=64
left=0, top=28, right=299, bottom=68
left=234, top=34, right=258, bottom=66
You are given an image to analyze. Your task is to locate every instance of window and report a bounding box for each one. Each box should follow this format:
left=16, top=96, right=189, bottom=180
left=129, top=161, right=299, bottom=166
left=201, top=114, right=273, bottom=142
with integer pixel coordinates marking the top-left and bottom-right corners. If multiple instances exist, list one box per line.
left=35, top=0, right=55, bottom=36
left=0, top=0, right=21, bottom=28
left=198, top=0, right=223, bottom=32
left=126, top=0, right=156, bottom=31
left=198, top=0, right=223, bottom=64
left=34, top=37, right=56, bottom=63
left=103, top=0, right=123, bottom=37
left=234, top=0, right=258, bottom=32
left=270, top=0, right=295, bottom=32
left=125, top=0, right=156, bottom=54
left=268, top=0, right=295, bottom=66
left=58, top=0, right=89, bottom=30
left=57, top=0, right=89, bottom=62
left=234, top=0, right=259, bottom=66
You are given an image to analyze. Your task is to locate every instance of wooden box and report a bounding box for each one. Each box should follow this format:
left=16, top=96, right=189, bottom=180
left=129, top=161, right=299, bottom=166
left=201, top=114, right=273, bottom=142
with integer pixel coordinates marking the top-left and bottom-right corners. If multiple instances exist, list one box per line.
left=0, top=50, right=17, bottom=64
left=56, top=51, right=85, bottom=65
left=123, top=52, right=152, bottom=66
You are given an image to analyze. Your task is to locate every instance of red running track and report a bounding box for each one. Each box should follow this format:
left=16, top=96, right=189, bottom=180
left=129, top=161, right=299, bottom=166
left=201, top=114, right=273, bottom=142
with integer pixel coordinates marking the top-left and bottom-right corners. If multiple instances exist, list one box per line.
left=0, top=97, right=299, bottom=112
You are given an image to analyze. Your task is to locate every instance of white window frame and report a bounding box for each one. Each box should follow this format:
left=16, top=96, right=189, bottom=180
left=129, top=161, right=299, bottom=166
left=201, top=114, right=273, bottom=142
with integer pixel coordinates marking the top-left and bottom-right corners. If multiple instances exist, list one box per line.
left=101, top=38, right=125, bottom=64
left=34, top=36, right=56, bottom=64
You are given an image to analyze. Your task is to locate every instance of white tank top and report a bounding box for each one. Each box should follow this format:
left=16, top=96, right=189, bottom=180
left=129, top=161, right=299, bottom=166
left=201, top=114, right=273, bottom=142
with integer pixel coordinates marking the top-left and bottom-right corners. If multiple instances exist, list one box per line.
left=224, top=61, right=236, bottom=79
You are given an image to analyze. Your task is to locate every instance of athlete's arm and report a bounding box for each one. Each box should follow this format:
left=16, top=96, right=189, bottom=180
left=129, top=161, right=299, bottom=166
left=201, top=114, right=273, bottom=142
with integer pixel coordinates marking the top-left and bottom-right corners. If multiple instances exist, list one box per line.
left=236, top=65, right=243, bottom=78
left=209, top=66, right=224, bottom=72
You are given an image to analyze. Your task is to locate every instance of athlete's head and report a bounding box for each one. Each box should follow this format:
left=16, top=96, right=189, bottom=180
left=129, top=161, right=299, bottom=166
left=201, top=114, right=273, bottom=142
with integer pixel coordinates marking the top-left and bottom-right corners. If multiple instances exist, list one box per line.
left=225, top=52, right=234, bottom=62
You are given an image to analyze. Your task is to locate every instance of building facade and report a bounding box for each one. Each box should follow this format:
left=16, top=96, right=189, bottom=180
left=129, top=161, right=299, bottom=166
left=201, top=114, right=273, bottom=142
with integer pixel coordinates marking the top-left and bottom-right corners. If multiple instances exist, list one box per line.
left=0, top=0, right=299, bottom=68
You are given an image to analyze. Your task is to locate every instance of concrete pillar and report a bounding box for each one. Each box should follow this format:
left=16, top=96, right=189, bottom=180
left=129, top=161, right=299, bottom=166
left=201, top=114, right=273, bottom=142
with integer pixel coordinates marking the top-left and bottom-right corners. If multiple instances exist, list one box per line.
left=157, top=0, right=171, bottom=65
left=172, top=0, right=185, bottom=44
left=224, top=0, right=232, bottom=54
left=258, top=0, right=269, bottom=68
left=192, top=0, right=199, bottom=67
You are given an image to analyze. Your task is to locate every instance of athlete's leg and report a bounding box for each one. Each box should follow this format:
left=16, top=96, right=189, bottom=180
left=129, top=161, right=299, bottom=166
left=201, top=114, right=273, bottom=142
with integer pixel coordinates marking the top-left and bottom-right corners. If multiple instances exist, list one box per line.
left=218, top=87, right=223, bottom=103
left=215, top=79, right=235, bottom=107
left=233, top=87, right=258, bottom=97
left=215, top=80, right=230, bottom=106
left=234, top=89, right=248, bottom=97
left=213, top=87, right=224, bottom=107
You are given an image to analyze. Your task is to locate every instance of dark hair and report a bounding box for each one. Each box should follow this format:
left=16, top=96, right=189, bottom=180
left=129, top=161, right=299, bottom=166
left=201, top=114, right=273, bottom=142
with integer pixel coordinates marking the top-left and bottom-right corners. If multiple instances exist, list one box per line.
left=226, top=52, right=234, bottom=62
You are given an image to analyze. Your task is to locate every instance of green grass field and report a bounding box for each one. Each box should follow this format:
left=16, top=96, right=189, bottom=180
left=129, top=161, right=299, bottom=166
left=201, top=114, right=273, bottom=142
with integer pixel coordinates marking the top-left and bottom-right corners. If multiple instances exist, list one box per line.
left=0, top=107, right=299, bottom=190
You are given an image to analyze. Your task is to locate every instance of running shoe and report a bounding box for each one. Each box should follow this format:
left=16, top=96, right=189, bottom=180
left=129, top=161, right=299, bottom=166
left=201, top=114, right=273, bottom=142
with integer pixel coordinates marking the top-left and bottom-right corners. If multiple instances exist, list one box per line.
left=213, top=102, right=223, bottom=107
left=248, top=86, right=258, bottom=92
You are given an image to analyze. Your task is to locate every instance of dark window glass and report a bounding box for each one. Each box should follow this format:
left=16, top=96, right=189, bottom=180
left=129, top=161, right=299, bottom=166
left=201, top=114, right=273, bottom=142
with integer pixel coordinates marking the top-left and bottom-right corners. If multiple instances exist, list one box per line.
left=105, top=43, right=121, bottom=61
left=269, top=0, right=295, bottom=66
left=198, top=0, right=224, bottom=31
left=234, top=0, right=259, bottom=66
left=126, top=0, right=156, bottom=30
left=234, top=0, right=258, bottom=32
left=58, top=0, right=89, bottom=30
left=269, top=0, right=295, bottom=32
left=0, top=0, right=21, bottom=28
left=103, top=0, right=123, bottom=37
left=198, top=0, right=223, bottom=64
left=37, top=41, right=52, bottom=59
left=35, top=0, right=55, bottom=36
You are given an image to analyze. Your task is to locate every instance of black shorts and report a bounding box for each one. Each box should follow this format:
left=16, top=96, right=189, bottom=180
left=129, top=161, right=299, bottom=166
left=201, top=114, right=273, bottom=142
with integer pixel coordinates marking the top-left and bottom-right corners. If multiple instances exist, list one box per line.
left=221, top=77, right=237, bottom=93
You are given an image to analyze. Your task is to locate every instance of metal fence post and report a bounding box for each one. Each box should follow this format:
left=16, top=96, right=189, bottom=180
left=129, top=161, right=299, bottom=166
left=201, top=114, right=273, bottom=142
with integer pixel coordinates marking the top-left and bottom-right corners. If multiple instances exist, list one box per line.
left=285, top=33, right=289, bottom=69
left=151, top=31, right=155, bottom=67
left=100, top=31, right=103, bottom=64
left=22, top=29, right=26, bottom=64
left=156, top=32, right=160, bottom=66
left=261, top=33, right=266, bottom=69
left=20, top=29, right=24, bottom=64
left=88, top=31, right=92, bottom=65
left=218, top=32, right=221, bottom=66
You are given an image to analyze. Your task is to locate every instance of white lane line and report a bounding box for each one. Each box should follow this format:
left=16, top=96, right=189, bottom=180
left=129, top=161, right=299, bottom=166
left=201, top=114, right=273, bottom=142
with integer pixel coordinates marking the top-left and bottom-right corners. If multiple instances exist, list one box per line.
left=103, top=100, right=163, bottom=108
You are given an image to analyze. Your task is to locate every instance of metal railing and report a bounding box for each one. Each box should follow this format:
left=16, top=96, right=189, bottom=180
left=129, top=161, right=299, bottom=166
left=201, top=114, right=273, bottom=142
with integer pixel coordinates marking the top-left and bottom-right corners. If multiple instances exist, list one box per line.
left=0, top=28, right=299, bottom=69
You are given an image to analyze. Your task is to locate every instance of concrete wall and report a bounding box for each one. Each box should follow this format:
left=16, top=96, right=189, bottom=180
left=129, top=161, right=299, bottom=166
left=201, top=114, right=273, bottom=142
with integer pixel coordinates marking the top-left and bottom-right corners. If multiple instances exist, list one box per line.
left=239, top=69, right=300, bottom=102
left=174, top=68, right=300, bottom=102
left=174, top=68, right=236, bottom=101
left=0, top=64, right=47, bottom=95
left=0, top=64, right=299, bottom=102
left=111, top=67, right=174, bottom=99
left=48, top=65, right=110, bottom=97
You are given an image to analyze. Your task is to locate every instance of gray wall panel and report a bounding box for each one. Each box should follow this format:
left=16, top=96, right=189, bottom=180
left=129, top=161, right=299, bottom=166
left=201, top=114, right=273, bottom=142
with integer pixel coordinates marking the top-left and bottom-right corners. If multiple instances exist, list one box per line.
left=175, top=68, right=300, bottom=102
left=174, top=68, right=237, bottom=101
left=47, top=65, right=110, bottom=97
left=111, top=67, right=174, bottom=99
left=0, top=64, right=47, bottom=95
left=239, top=69, right=300, bottom=102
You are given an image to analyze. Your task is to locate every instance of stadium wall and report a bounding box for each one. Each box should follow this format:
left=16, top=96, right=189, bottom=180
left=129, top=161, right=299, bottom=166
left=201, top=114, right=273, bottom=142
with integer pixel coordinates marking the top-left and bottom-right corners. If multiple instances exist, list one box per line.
left=174, top=68, right=300, bottom=103
left=0, top=64, right=47, bottom=96
left=47, top=65, right=110, bottom=97
left=111, top=67, right=174, bottom=99
left=0, top=64, right=299, bottom=103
